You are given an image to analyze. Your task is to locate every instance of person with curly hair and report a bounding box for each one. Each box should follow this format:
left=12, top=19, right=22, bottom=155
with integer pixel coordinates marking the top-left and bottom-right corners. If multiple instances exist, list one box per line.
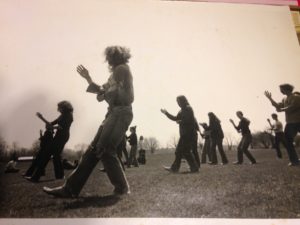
left=265, top=83, right=300, bottom=166
left=26, top=101, right=73, bottom=182
left=208, top=112, right=228, bottom=165
left=161, top=95, right=199, bottom=173
left=43, top=46, right=134, bottom=197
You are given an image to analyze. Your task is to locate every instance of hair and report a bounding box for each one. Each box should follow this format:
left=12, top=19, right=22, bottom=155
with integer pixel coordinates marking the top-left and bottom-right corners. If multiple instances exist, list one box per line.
left=104, top=46, right=131, bottom=68
left=58, top=101, right=73, bottom=114
left=236, top=111, right=243, bottom=116
left=176, top=95, right=189, bottom=107
left=208, top=112, right=220, bottom=123
left=279, top=83, right=294, bottom=93
left=271, top=113, right=278, bottom=118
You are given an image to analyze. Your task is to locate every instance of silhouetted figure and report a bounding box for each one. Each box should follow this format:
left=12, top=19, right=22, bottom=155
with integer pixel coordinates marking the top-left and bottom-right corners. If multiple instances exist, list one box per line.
left=137, top=136, right=146, bottom=165
left=267, top=113, right=287, bottom=159
left=43, top=46, right=134, bottom=197
left=208, top=112, right=228, bottom=165
left=127, top=126, right=139, bottom=168
left=161, top=95, right=199, bottom=173
left=230, top=111, right=256, bottom=165
left=23, top=127, right=53, bottom=177
left=199, top=123, right=211, bottom=164
left=265, top=84, right=300, bottom=166
left=27, top=101, right=73, bottom=182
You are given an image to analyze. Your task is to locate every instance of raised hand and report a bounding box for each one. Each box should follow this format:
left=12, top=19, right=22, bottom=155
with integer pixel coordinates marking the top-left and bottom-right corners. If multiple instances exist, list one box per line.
left=229, top=119, right=234, bottom=124
left=267, top=118, right=270, bottom=122
left=264, top=91, right=272, bottom=100
left=36, top=112, right=43, bottom=119
left=77, top=65, right=91, bottom=80
left=160, top=109, right=167, bottom=114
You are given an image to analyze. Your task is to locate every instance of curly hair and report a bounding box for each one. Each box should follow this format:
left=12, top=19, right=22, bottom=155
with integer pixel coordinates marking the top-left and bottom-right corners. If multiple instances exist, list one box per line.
left=104, top=46, right=131, bottom=68
left=58, top=101, right=73, bottom=114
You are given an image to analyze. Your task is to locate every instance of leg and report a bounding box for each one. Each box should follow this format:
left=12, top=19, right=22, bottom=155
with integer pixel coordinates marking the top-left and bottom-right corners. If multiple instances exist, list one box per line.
left=210, top=138, right=218, bottom=164
left=236, top=138, right=244, bottom=164
left=284, top=123, right=300, bottom=164
left=181, top=136, right=199, bottom=172
left=217, top=138, right=228, bottom=164
left=191, top=134, right=200, bottom=167
left=171, top=138, right=183, bottom=172
left=274, top=133, right=282, bottom=158
left=242, top=135, right=256, bottom=163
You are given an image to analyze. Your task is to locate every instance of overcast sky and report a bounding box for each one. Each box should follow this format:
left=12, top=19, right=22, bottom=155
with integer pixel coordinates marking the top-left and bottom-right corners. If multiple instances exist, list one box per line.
left=0, top=0, right=300, bottom=149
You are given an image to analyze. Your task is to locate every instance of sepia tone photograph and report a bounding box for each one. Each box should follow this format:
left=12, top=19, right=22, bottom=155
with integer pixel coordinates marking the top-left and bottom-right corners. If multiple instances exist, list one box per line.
left=1, top=0, right=300, bottom=224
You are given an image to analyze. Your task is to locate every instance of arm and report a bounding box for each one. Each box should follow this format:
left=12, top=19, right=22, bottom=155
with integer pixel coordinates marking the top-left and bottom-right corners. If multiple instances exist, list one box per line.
left=264, top=91, right=282, bottom=110
left=229, top=119, right=240, bottom=133
left=36, top=112, right=50, bottom=125
left=160, top=109, right=178, bottom=122
left=267, top=119, right=274, bottom=130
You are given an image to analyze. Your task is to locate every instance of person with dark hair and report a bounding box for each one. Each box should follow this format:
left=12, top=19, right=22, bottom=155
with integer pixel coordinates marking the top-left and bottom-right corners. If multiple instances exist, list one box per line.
left=161, top=95, right=199, bottom=173
left=26, top=101, right=73, bottom=182
left=265, top=83, right=300, bottom=166
left=127, top=126, right=139, bottom=168
left=208, top=112, right=228, bottom=165
left=267, top=113, right=287, bottom=159
left=43, top=46, right=134, bottom=197
left=199, top=123, right=211, bottom=164
left=229, top=111, right=256, bottom=165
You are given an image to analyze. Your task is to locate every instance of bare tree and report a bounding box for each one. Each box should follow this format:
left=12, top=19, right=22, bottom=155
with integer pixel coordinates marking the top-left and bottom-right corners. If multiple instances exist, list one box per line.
left=252, top=131, right=273, bottom=149
left=144, top=137, right=159, bottom=154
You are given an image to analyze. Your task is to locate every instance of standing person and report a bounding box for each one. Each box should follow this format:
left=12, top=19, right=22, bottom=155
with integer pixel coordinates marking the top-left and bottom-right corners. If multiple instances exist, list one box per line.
left=265, top=84, right=300, bottom=166
left=27, top=101, right=73, bottom=182
left=137, top=135, right=146, bottom=165
left=208, top=112, right=228, bottom=165
left=161, top=95, right=199, bottom=173
left=199, top=123, right=211, bottom=164
left=229, top=111, right=256, bottom=165
left=43, top=46, right=134, bottom=197
left=192, top=120, right=201, bottom=168
left=127, top=126, right=139, bottom=168
left=267, top=113, right=287, bottom=159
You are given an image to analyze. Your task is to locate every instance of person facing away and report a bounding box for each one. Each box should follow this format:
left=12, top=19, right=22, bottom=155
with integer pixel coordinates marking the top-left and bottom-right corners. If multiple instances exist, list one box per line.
left=229, top=111, right=256, bottom=165
left=43, top=45, right=134, bottom=197
left=127, top=126, right=139, bottom=168
left=207, top=112, right=228, bottom=165
left=26, top=101, right=73, bottom=182
left=161, top=95, right=199, bottom=173
left=267, top=113, right=287, bottom=159
left=265, top=83, right=300, bottom=166
left=199, top=123, right=211, bottom=164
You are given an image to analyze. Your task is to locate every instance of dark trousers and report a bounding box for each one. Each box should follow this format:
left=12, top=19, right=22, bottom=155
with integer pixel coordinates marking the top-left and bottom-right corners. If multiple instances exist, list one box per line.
left=116, top=139, right=128, bottom=171
left=237, top=134, right=256, bottom=163
left=274, top=132, right=287, bottom=158
left=191, top=134, right=200, bottom=167
left=210, top=137, right=228, bottom=164
left=284, top=122, right=300, bottom=163
left=171, top=135, right=199, bottom=172
left=201, top=138, right=211, bottom=163
left=128, top=145, right=139, bottom=167
left=63, top=106, right=133, bottom=196
left=24, top=150, right=46, bottom=177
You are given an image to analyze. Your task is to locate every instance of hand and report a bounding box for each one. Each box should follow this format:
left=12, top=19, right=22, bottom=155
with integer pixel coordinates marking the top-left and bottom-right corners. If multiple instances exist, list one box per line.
left=160, top=109, right=167, bottom=114
left=229, top=119, right=234, bottom=123
left=267, top=118, right=270, bottom=122
left=264, top=91, right=272, bottom=100
left=77, top=65, right=91, bottom=81
left=36, top=112, right=43, bottom=119
left=97, top=93, right=105, bottom=102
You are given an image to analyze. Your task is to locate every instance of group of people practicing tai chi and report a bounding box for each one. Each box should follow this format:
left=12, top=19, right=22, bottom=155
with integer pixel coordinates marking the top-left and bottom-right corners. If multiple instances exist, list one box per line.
left=18, top=45, right=298, bottom=198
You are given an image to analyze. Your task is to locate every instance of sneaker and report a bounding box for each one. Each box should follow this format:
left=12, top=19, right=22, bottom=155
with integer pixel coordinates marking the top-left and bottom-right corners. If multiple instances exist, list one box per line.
left=43, top=186, right=76, bottom=198
left=250, top=161, right=257, bottom=165
left=233, top=161, right=242, bottom=165
left=113, top=188, right=131, bottom=196
left=163, top=166, right=177, bottom=173
left=288, top=162, right=299, bottom=167
left=25, top=176, right=38, bottom=183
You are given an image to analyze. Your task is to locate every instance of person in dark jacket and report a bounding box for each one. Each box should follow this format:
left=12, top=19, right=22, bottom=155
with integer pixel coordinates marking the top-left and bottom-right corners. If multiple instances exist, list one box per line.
left=208, top=112, right=228, bottom=165
left=161, top=95, right=199, bottom=173
left=127, top=126, right=138, bottom=168
left=230, top=111, right=256, bottom=165
left=26, top=101, right=73, bottom=182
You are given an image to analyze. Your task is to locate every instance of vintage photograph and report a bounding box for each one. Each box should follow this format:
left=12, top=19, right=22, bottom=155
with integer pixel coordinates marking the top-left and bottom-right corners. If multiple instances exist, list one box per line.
left=1, top=0, right=300, bottom=224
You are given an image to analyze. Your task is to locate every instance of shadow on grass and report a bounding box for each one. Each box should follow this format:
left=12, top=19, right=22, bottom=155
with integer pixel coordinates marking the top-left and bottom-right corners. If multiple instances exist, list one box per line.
left=63, top=195, right=121, bottom=210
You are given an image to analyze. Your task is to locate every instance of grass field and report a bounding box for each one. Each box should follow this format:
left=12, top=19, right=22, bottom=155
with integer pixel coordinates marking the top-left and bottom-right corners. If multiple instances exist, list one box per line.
left=1, top=148, right=300, bottom=218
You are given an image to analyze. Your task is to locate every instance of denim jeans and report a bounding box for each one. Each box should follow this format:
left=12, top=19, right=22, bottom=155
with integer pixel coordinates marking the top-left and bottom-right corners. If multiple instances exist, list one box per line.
left=237, top=134, right=256, bottom=163
left=64, top=106, right=133, bottom=196
left=284, top=122, right=300, bottom=163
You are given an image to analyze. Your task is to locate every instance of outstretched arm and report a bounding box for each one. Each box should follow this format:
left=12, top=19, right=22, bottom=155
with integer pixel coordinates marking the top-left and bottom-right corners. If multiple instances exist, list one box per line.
left=36, top=112, right=50, bottom=125
left=229, top=119, right=240, bottom=133
left=77, top=65, right=93, bottom=85
left=160, top=109, right=178, bottom=122
left=264, top=91, right=281, bottom=110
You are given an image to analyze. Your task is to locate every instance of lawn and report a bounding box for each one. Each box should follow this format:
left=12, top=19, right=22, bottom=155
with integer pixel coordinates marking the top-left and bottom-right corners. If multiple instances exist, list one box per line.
left=0, top=148, right=300, bottom=218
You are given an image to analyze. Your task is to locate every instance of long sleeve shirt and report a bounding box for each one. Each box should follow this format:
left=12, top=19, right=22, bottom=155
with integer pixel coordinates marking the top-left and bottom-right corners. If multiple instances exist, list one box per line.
left=165, top=105, right=197, bottom=137
left=234, top=117, right=251, bottom=136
